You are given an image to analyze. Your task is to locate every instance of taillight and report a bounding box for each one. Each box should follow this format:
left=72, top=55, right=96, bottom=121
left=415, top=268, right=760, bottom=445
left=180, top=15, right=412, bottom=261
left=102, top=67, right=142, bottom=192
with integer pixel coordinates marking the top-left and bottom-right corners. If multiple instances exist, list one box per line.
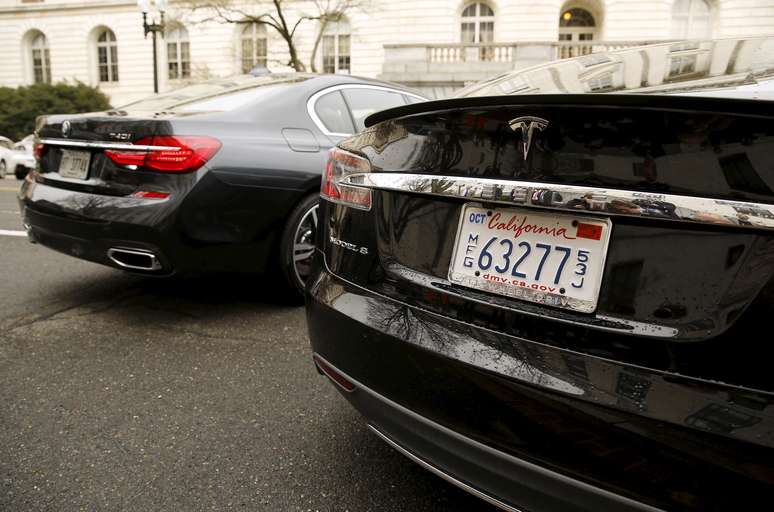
left=105, top=135, right=221, bottom=173
left=131, top=191, right=170, bottom=200
left=313, top=354, right=356, bottom=392
left=33, top=143, right=46, bottom=160
left=321, top=147, right=372, bottom=210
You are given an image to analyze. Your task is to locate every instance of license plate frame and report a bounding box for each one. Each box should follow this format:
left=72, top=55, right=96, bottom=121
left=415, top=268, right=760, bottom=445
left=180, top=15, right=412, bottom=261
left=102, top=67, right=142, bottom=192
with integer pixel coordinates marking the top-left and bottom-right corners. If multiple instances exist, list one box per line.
left=448, top=203, right=612, bottom=313
left=58, top=149, right=91, bottom=180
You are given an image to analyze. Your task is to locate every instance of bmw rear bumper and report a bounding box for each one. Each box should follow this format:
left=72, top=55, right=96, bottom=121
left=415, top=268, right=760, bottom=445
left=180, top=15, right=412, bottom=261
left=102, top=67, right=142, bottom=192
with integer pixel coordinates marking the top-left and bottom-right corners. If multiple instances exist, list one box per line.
left=306, top=257, right=774, bottom=511
left=17, top=172, right=305, bottom=275
left=18, top=179, right=176, bottom=274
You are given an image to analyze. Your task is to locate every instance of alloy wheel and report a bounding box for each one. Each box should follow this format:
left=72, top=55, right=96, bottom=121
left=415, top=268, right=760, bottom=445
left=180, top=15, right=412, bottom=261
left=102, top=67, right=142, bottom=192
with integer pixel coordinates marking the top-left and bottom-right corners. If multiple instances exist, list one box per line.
left=292, top=202, right=319, bottom=288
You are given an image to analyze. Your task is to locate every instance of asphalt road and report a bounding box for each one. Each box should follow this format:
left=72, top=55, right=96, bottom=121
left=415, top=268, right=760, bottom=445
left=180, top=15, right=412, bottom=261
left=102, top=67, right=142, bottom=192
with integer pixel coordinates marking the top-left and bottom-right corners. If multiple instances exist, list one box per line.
left=0, top=176, right=498, bottom=512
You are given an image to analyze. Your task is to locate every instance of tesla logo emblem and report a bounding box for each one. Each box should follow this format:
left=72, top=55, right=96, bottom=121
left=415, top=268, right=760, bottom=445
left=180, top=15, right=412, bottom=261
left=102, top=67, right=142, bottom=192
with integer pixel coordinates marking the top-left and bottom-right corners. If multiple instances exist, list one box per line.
left=508, top=116, right=548, bottom=160
left=61, top=121, right=71, bottom=138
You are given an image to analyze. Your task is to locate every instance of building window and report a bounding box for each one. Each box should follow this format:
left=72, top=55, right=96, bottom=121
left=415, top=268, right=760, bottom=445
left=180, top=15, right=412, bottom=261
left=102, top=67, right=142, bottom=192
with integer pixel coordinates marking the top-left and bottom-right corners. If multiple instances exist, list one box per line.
left=559, top=7, right=597, bottom=58
left=587, top=73, right=613, bottom=92
left=30, top=32, right=51, bottom=84
left=96, top=29, right=118, bottom=83
left=671, top=0, right=712, bottom=39
left=461, top=2, right=494, bottom=60
left=668, top=55, right=697, bottom=77
left=322, top=20, right=350, bottom=74
left=241, top=23, right=267, bottom=73
left=167, top=26, right=190, bottom=80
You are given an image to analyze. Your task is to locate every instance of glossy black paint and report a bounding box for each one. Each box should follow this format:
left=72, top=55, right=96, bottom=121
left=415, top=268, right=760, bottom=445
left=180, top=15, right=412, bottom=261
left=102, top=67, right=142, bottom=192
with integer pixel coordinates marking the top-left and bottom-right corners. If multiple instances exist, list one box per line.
left=18, top=74, right=420, bottom=276
left=307, top=93, right=774, bottom=510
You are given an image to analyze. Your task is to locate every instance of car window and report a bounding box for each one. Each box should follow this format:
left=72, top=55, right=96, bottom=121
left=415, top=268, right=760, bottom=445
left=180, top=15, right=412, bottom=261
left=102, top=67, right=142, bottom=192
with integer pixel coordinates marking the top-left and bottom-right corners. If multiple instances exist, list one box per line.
left=342, top=89, right=407, bottom=132
left=0, top=140, right=11, bottom=150
left=314, top=91, right=355, bottom=134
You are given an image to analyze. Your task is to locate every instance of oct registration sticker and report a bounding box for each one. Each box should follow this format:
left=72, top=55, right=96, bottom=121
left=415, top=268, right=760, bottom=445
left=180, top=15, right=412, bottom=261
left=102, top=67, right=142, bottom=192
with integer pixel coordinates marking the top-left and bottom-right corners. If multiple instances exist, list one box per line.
left=448, top=204, right=612, bottom=313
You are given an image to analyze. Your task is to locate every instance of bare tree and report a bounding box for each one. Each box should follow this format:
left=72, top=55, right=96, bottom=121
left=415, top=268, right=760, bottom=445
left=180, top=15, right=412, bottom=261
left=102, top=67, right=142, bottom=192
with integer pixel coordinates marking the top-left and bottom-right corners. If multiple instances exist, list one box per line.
left=184, top=0, right=364, bottom=73
left=308, top=0, right=363, bottom=72
left=186, top=0, right=309, bottom=71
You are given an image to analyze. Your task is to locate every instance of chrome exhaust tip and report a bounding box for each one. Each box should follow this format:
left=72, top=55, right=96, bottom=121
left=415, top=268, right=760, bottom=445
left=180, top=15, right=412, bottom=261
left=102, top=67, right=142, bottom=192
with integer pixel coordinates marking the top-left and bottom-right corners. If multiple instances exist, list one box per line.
left=23, top=222, right=37, bottom=243
left=107, top=247, right=162, bottom=271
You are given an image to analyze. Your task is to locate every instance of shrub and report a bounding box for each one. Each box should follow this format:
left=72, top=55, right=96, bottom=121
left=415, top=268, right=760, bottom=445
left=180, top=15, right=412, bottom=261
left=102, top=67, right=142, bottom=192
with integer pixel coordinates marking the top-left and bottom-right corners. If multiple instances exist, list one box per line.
left=0, top=81, right=112, bottom=141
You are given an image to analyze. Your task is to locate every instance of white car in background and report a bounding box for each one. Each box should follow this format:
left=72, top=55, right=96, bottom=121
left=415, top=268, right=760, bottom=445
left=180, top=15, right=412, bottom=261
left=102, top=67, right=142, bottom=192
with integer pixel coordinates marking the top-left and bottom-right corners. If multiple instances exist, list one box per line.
left=9, top=136, right=35, bottom=179
left=0, top=136, right=14, bottom=178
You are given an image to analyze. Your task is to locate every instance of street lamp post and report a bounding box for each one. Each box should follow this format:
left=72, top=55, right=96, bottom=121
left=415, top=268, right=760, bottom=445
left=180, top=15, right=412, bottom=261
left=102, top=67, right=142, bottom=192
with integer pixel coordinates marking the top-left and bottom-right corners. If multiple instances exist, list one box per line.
left=137, top=0, right=167, bottom=94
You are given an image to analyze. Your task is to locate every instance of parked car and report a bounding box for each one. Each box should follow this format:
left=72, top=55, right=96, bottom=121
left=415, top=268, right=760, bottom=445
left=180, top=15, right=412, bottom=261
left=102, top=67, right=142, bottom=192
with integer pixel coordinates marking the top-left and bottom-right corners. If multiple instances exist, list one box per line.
left=306, top=37, right=774, bottom=510
left=0, top=135, right=15, bottom=178
left=10, top=135, right=36, bottom=180
left=18, top=73, right=425, bottom=300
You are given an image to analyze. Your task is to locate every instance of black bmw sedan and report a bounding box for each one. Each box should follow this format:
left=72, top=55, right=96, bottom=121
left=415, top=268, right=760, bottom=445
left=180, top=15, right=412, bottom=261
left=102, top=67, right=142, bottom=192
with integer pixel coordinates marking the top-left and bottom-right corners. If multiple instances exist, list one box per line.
left=307, top=37, right=774, bottom=510
left=18, top=73, right=424, bottom=299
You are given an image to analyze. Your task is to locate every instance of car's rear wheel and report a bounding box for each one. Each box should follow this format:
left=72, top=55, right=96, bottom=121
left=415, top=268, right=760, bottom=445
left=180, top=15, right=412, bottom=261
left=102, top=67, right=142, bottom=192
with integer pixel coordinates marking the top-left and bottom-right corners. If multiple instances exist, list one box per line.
left=15, top=167, right=27, bottom=180
left=278, top=193, right=319, bottom=303
left=0, top=160, right=6, bottom=179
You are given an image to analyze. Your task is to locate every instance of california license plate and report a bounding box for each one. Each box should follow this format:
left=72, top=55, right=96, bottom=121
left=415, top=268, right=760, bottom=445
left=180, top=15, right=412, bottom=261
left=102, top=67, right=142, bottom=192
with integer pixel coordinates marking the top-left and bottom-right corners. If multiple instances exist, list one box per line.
left=448, top=204, right=612, bottom=313
left=58, top=149, right=91, bottom=180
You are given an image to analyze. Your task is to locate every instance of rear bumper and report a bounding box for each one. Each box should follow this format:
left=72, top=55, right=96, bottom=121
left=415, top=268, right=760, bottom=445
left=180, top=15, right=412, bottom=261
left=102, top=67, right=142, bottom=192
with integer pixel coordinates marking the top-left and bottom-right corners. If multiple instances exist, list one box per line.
left=313, top=353, right=662, bottom=512
left=17, top=170, right=309, bottom=274
left=18, top=179, right=176, bottom=274
left=11, top=157, right=35, bottom=170
left=306, top=259, right=774, bottom=511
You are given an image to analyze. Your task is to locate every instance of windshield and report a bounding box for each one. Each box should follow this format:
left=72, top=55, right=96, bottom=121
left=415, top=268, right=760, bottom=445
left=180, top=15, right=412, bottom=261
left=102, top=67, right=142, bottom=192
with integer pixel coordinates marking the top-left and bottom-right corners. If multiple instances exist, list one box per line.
left=456, top=37, right=774, bottom=100
left=117, top=75, right=312, bottom=112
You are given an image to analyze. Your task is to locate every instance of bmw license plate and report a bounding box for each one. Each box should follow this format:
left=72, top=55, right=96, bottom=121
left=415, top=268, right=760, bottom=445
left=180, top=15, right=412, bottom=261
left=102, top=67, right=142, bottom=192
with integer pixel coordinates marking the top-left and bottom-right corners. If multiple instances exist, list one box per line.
left=448, top=204, right=612, bottom=313
left=58, top=149, right=91, bottom=180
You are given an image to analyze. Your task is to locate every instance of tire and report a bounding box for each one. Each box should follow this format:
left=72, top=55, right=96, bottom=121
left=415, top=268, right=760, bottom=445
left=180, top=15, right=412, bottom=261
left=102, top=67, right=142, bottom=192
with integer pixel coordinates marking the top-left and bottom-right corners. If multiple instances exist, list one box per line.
left=15, top=166, right=27, bottom=180
left=278, top=193, right=320, bottom=304
left=0, top=160, right=6, bottom=179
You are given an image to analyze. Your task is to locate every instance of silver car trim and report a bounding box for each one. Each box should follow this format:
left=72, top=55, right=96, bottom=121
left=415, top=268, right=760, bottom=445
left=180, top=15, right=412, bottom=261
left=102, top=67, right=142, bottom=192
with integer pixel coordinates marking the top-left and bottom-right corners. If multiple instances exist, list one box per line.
left=368, top=425, right=524, bottom=512
left=107, top=247, right=163, bottom=271
left=342, top=172, right=774, bottom=231
left=306, top=84, right=427, bottom=138
left=39, top=138, right=179, bottom=151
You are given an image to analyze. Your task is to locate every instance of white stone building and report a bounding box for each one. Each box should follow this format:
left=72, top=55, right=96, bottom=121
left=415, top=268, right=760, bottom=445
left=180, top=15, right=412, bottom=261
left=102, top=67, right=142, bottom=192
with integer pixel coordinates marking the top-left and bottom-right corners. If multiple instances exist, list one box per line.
left=0, top=0, right=773, bottom=105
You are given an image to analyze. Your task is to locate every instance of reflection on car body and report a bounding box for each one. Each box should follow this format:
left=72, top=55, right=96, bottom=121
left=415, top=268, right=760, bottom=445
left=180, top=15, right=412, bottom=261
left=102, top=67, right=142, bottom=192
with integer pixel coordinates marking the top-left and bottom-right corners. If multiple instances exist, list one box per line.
left=18, top=73, right=425, bottom=300
left=306, top=36, right=774, bottom=511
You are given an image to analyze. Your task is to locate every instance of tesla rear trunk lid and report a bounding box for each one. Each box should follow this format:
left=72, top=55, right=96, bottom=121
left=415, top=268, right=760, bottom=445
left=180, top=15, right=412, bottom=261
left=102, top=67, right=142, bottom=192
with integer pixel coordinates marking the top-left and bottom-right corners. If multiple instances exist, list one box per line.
left=325, top=95, right=774, bottom=393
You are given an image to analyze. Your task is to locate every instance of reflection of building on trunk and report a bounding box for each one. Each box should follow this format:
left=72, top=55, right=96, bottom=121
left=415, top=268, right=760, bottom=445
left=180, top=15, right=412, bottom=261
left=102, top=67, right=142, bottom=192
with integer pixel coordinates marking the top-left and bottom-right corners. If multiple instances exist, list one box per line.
left=463, top=37, right=774, bottom=96
left=685, top=403, right=761, bottom=434
left=615, top=371, right=651, bottom=412
left=720, top=153, right=774, bottom=196
left=600, top=260, right=643, bottom=316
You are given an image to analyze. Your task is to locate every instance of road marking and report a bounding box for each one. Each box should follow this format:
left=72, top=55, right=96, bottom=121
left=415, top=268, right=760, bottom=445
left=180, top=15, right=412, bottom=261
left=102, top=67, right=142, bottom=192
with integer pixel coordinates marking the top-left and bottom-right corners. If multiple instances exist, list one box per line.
left=0, top=187, right=20, bottom=192
left=0, top=229, right=26, bottom=237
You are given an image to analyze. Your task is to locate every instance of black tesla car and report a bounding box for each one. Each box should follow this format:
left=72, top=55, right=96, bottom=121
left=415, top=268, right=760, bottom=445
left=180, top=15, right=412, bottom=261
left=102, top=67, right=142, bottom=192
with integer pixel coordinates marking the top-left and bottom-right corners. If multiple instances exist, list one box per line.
left=307, top=37, right=774, bottom=510
left=18, top=73, right=425, bottom=299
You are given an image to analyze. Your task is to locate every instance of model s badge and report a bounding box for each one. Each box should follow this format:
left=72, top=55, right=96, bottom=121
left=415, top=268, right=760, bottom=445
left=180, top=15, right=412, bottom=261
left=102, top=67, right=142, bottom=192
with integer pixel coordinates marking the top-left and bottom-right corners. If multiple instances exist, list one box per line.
left=61, top=120, right=71, bottom=138
left=508, top=116, right=548, bottom=160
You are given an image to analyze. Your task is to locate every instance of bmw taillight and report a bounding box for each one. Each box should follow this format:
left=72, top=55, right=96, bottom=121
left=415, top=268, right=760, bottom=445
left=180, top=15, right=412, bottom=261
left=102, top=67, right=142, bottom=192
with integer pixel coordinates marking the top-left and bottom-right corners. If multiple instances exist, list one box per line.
left=33, top=143, right=46, bottom=160
left=105, top=135, right=221, bottom=173
left=321, top=148, right=372, bottom=210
